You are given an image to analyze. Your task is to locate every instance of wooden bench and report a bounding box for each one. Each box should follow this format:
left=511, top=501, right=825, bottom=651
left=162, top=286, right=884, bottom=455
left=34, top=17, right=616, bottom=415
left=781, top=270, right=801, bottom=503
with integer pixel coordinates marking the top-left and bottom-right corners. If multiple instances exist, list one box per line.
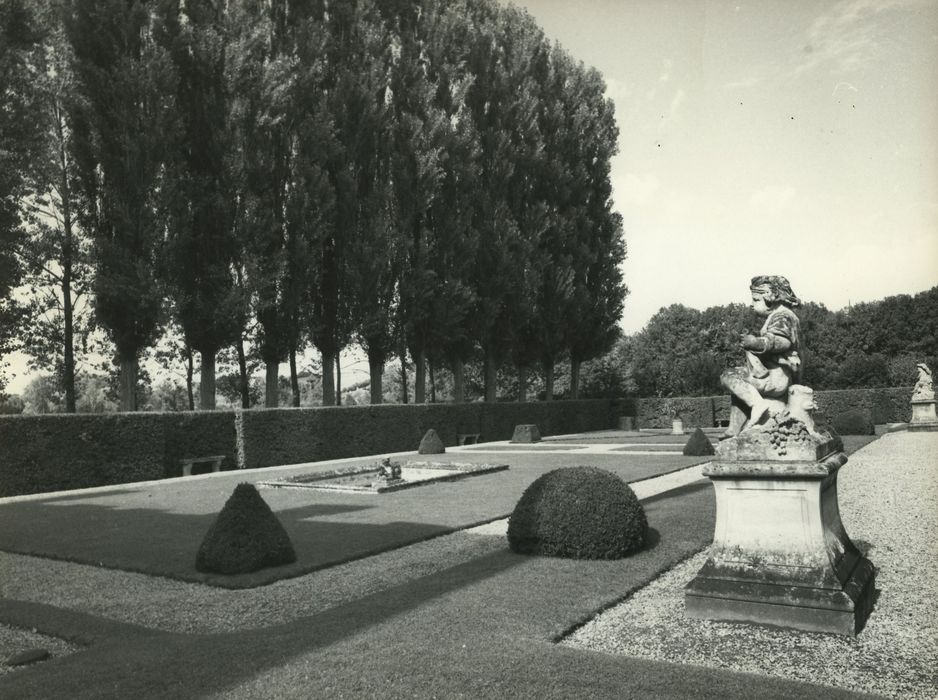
left=457, top=433, right=481, bottom=446
left=180, top=455, right=226, bottom=477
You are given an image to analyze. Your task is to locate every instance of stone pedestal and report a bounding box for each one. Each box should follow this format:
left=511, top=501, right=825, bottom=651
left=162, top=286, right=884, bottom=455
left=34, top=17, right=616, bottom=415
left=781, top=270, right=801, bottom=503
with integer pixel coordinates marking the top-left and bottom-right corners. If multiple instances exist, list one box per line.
left=909, top=399, right=938, bottom=431
left=685, top=426, right=875, bottom=636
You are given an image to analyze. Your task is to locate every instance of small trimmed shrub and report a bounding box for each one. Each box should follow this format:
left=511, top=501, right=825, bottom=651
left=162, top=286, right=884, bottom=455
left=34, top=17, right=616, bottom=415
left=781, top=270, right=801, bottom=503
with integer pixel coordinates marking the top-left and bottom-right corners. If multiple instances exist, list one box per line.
left=507, top=467, right=647, bottom=560
left=196, top=483, right=296, bottom=575
left=831, top=408, right=875, bottom=435
left=683, top=428, right=715, bottom=456
left=510, top=424, right=541, bottom=443
left=418, top=428, right=445, bottom=454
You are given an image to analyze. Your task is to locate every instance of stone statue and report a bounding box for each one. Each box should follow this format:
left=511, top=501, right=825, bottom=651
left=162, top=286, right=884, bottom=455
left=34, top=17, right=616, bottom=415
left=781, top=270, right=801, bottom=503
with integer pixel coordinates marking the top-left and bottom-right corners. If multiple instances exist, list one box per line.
left=787, top=384, right=820, bottom=436
left=912, top=363, right=934, bottom=401
left=378, top=458, right=402, bottom=481
left=721, top=275, right=802, bottom=437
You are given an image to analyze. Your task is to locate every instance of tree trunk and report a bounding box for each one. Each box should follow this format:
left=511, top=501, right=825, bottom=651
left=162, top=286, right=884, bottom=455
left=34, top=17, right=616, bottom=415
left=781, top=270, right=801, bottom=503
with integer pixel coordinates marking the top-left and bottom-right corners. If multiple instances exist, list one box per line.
left=289, top=347, right=300, bottom=407
left=484, top=348, right=497, bottom=403
left=543, top=360, right=554, bottom=402
left=265, top=362, right=279, bottom=407
left=119, top=353, right=137, bottom=412
left=570, top=357, right=582, bottom=400
left=414, top=348, right=426, bottom=403
left=58, top=105, right=77, bottom=413
left=200, top=351, right=216, bottom=410
left=321, top=349, right=336, bottom=406
left=399, top=354, right=408, bottom=404
left=369, top=354, right=383, bottom=404
left=429, top=361, right=436, bottom=403
left=236, top=336, right=249, bottom=408
left=186, top=346, right=195, bottom=410
left=517, top=365, right=528, bottom=402
left=452, top=359, right=465, bottom=403
left=335, top=354, right=342, bottom=405
left=62, top=230, right=76, bottom=413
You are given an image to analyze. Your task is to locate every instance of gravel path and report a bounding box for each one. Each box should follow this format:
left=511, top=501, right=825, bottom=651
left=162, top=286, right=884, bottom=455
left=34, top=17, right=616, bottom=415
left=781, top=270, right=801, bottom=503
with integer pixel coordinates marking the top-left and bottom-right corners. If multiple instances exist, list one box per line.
left=563, top=431, right=938, bottom=699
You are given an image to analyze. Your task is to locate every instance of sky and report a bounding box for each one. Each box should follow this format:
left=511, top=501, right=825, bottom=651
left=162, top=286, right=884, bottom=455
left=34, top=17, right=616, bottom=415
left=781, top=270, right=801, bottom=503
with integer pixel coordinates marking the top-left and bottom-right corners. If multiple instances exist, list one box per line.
left=509, top=0, right=938, bottom=333
left=5, top=0, right=938, bottom=394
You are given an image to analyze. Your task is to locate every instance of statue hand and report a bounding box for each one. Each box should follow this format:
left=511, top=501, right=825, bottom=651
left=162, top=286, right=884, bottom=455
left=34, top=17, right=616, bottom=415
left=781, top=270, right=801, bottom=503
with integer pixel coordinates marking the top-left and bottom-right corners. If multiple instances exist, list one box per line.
left=740, top=334, right=764, bottom=351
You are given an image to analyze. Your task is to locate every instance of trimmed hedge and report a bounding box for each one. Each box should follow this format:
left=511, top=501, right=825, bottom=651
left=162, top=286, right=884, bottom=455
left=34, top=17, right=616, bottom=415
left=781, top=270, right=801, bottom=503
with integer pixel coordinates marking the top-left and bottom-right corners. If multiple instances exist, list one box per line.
left=0, top=411, right=239, bottom=497
left=507, top=466, right=647, bottom=559
left=0, top=399, right=614, bottom=496
left=0, top=413, right=165, bottom=497
left=628, top=387, right=914, bottom=429
left=196, top=483, right=296, bottom=575
left=238, top=399, right=613, bottom=469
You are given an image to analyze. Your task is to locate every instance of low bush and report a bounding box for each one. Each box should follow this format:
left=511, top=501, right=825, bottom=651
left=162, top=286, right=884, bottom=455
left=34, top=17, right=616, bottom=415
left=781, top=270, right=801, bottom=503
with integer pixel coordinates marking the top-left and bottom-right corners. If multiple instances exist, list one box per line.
left=418, top=428, right=445, bottom=454
left=507, top=467, right=647, bottom=560
left=196, top=483, right=296, bottom=575
left=683, top=428, right=715, bottom=456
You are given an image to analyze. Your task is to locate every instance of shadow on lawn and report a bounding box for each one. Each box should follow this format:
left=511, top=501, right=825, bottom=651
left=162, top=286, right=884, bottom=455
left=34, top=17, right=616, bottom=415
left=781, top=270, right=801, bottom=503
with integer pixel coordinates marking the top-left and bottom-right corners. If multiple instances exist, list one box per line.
left=0, top=545, right=530, bottom=698
left=0, top=495, right=472, bottom=588
left=0, top=482, right=720, bottom=698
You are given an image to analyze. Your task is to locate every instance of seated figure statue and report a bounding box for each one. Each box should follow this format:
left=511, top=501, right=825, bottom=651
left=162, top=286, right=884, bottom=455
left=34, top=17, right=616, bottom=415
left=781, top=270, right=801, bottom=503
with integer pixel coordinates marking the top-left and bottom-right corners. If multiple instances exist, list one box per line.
left=912, top=363, right=934, bottom=401
left=721, top=275, right=802, bottom=437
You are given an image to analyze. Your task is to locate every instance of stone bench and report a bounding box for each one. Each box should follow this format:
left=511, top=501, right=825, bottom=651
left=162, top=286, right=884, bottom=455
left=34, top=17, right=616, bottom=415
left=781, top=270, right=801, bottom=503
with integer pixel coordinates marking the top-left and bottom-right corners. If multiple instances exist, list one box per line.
left=180, top=455, right=226, bottom=477
left=457, top=433, right=481, bottom=446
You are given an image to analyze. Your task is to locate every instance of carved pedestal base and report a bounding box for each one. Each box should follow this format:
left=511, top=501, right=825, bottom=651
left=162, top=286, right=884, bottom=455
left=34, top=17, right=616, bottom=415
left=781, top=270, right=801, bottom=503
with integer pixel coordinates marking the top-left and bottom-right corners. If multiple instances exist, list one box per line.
left=685, top=445, right=875, bottom=636
left=909, top=399, right=938, bottom=431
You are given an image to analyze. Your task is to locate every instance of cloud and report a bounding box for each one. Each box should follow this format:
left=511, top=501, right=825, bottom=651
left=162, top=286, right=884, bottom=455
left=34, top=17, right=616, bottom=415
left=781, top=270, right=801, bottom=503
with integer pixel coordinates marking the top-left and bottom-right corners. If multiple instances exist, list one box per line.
left=795, top=0, right=924, bottom=76
left=749, top=185, right=797, bottom=214
left=669, top=88, right=686, bottom=119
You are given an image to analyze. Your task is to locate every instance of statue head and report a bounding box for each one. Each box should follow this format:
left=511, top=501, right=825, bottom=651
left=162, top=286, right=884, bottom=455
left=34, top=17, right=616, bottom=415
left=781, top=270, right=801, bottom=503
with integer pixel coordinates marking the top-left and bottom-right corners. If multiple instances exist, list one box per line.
left=750, top=275, right=801, bottom=315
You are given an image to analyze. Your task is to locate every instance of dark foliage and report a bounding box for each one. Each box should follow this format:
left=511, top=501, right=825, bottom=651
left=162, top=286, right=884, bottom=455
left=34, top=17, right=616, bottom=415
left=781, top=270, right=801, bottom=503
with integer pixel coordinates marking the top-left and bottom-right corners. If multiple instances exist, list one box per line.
left=195, top=483, right=295, bottom=575
left=683, top=428, right=715, bottom=456
left=417, top=428, right=445, bottom=454
left=507, top=466, right=647, bottom=559
left=830, top=408, right=875, bottom=436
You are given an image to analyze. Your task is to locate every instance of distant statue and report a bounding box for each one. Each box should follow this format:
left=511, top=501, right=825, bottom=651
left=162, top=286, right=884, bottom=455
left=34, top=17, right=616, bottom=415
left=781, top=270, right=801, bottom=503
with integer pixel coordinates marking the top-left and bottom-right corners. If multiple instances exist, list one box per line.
left=378, top=458, right=402, bottom=481
left=912, top=363, right=934, bottom=401
left=721, top=275, right=802, bottom=437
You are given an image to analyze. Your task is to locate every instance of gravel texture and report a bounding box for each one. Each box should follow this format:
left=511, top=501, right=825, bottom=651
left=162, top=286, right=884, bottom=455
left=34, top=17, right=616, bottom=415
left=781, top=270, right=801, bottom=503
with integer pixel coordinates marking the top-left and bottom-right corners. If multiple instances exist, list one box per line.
left=0, top=624, right=80, bottom=676
left=563, top=431, right=938, bottom=699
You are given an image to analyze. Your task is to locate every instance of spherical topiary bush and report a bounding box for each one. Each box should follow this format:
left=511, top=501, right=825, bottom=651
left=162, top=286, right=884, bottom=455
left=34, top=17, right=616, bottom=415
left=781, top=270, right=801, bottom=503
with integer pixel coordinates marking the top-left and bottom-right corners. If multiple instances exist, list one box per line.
left=507, top=467, right=647, bottom=560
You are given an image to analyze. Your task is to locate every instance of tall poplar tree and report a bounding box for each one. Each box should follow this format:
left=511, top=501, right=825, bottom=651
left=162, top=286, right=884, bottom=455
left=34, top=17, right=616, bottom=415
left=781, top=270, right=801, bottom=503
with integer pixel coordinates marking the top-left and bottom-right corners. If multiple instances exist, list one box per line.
left=158, top=0, right=243, bottom=410
left=66, top=0, right=177, bottom=411
left=0, top=0, right=44, bottom=385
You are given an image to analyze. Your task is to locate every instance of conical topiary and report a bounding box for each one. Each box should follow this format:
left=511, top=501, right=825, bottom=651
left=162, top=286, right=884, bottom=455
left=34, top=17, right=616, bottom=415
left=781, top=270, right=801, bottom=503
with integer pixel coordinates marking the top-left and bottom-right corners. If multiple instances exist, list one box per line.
left=196, top=483, right=296, bottom=575
left=418, top=428, right=445, bottom=454
left=683, top=427, right=715, bottom=456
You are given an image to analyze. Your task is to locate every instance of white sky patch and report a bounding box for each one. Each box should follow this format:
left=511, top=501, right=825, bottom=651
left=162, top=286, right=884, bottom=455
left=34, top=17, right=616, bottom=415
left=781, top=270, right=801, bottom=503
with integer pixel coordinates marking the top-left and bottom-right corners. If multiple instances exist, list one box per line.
left=615, top=172, right=660, bottom=207
left=603, top=75, right=632, bottom=106
left=749, top=185, right=797, bottom=215
left=668, top=88, right=687, bottom=120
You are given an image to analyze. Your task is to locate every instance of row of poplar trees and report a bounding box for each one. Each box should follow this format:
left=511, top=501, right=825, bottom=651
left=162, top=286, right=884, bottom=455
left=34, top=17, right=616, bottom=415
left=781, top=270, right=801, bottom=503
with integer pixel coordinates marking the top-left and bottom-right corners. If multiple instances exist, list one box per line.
left=0, top=0, right=626, bottom=411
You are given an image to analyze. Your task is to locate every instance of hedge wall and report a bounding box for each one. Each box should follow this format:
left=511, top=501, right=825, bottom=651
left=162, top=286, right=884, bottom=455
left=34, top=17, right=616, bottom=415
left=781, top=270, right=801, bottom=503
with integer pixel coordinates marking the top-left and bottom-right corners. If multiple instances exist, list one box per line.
left=626, top=387, right=915, bottom=429
left=0, top=399, right=614, bottom=496
left=238, top=399, right=613, bottom=469
left=0, top=411, right=239, bottom=497
left=0, top=413, right=165, bottom=497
